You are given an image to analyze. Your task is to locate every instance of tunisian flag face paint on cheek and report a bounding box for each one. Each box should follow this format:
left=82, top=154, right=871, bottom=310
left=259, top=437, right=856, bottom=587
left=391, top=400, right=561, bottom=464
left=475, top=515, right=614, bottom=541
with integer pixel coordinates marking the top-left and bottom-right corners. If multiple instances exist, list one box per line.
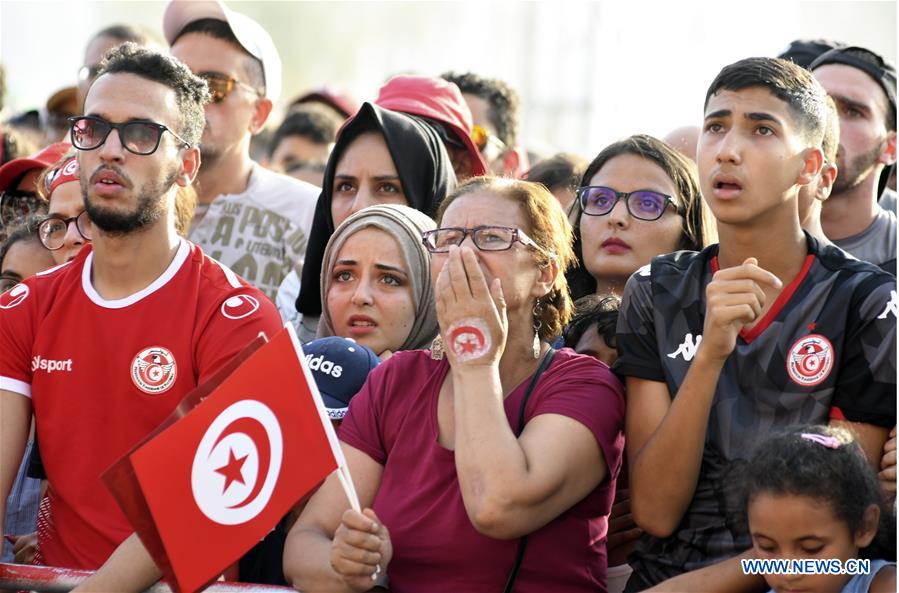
left=110, top=327, right=344, bottom=593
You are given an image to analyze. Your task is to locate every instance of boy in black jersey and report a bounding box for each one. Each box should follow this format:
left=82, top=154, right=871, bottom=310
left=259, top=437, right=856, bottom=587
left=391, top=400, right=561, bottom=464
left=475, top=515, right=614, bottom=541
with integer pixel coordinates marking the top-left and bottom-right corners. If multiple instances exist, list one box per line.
left=616, top=57, right=897, bottom=590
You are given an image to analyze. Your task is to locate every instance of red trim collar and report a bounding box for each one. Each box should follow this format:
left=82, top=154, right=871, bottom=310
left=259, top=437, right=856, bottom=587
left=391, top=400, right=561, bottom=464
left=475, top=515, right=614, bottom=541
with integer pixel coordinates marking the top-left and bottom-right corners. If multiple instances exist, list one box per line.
left=710, top=254, right=815, bottom=344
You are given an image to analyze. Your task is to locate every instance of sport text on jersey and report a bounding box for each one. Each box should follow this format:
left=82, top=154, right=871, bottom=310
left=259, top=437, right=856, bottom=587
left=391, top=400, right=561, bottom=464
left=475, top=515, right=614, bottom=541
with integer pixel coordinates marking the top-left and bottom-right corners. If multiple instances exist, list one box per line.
left=31, top=356, right=73, bottom=373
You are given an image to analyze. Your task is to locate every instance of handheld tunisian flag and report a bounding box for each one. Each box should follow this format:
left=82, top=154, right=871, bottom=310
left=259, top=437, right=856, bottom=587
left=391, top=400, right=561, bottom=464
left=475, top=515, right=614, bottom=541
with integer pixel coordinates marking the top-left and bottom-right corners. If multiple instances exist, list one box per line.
left=103, top=325, right=360, bottom=593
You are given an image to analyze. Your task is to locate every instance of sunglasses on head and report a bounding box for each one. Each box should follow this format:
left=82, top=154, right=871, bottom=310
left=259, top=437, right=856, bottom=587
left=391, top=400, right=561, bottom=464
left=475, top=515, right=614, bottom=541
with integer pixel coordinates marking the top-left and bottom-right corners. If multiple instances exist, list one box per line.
left=199, top=72, right=261, bottom=104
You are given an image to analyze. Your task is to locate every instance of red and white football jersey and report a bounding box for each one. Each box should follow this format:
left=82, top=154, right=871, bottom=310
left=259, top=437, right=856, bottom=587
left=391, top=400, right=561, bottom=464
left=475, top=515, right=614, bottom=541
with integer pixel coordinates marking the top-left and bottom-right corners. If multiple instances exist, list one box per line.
left=0, top=239, right=282, bottom=570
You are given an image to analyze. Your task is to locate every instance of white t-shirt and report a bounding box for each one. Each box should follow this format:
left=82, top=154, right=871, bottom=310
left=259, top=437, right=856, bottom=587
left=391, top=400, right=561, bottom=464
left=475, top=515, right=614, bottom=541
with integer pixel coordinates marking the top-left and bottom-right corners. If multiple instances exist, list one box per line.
left=189, top=163, right=319, bottom=300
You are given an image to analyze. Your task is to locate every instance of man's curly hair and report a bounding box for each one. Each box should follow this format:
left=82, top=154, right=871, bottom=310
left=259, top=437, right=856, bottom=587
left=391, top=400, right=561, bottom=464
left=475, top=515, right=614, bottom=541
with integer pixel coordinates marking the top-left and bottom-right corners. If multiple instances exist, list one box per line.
left=95, top=42, right=209, bottom=146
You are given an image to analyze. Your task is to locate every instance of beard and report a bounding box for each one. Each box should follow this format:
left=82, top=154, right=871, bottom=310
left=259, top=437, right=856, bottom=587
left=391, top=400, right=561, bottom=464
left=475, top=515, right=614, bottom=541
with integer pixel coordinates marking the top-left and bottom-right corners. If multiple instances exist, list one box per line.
left=81, top=166, right=179, bottom=236
left=197, top=123, right=221, bottom=170
left=832, top=139, right=886, bottom=194
left=198, top=142, right=221, bottom=170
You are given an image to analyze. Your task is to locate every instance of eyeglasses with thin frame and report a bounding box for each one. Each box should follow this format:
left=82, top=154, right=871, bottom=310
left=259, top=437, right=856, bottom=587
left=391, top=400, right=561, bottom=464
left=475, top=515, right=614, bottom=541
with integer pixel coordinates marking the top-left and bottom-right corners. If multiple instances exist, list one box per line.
left=577, top=186, right=681, bottom=221
left=68, top=115, right=191, bottom=156
left=471, top=124, right=507, bottom=153
left=422, top=225, right=544, bottom=254
left=38, top=211, right=92, bottom=250
left=199, top=72, right=261, bottom=104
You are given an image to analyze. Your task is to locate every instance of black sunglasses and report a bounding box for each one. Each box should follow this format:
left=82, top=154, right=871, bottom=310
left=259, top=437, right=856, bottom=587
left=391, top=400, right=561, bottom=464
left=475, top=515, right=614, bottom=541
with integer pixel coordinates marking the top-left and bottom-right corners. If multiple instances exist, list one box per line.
left=68, top=115, right=191, bottom=156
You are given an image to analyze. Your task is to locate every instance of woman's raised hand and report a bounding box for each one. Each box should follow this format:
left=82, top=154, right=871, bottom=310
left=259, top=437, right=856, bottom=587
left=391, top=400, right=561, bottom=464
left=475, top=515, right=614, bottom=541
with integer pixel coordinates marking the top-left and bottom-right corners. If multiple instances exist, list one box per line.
left=435, top=245, right=508, bottom=367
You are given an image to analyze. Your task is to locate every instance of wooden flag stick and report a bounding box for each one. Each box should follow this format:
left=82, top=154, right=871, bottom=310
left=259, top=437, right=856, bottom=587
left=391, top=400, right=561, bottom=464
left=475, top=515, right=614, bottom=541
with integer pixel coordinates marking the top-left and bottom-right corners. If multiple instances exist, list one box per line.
left=336, top=465, right=361, bottom=513
left=283, top=322, right=363, bottom=514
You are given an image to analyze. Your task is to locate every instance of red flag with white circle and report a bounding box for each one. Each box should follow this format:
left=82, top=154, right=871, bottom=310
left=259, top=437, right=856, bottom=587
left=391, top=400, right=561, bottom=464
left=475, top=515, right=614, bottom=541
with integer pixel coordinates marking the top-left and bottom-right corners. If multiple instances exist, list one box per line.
left=109, top=326, right=346, bottom=593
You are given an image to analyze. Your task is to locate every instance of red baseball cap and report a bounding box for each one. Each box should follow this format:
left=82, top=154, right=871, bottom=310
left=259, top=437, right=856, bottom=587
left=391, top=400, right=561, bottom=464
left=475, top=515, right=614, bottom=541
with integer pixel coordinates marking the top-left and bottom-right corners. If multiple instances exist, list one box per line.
left=0, top=142, right=72, bottom=191
left=376, top=74, right=488, bottom=176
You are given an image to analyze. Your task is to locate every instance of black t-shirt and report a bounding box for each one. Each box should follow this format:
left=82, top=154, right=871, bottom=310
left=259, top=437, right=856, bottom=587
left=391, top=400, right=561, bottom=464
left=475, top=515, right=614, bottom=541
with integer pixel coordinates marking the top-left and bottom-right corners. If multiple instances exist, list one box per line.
left=615, top=233, right=897, bottom=585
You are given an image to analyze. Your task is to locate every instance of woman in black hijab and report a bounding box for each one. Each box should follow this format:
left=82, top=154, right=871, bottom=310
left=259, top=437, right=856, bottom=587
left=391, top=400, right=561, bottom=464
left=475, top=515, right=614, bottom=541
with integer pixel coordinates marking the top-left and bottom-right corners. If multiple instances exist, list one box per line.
left=294, top=102, right=456, bottom=340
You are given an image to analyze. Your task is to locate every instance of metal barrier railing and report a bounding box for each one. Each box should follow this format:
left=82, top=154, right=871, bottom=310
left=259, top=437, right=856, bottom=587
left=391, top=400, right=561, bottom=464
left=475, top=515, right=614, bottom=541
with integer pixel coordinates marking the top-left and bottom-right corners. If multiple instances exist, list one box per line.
left=0, top=563, right=294, bottom=593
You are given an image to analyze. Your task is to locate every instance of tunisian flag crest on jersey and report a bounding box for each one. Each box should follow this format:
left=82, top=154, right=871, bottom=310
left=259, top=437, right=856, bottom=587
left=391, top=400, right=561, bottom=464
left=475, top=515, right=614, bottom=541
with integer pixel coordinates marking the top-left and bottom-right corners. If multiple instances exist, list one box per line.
left=103, top=326, right=347, bottom=593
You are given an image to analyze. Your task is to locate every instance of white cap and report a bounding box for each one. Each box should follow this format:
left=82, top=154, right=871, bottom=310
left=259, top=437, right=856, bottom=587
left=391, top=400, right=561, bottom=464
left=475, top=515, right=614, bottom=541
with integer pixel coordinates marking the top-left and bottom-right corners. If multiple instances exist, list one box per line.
left=163, top=0, right=282, bottom=102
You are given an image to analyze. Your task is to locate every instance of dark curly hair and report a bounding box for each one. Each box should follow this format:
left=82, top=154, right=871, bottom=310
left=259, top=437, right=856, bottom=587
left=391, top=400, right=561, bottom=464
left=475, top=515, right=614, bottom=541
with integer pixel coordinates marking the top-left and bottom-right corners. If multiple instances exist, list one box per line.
left=442, top=71, right=520, bottom=147
left=741, top=425, right=885, bottom=540
left=94, top=42, right=209, bottom=146
left=562, top=294, right=620, bottom=351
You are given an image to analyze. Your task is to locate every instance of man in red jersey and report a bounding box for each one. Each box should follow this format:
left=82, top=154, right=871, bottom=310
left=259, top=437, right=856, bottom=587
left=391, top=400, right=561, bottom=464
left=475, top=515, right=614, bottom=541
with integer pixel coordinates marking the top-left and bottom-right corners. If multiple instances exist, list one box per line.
left=0, top=43, right=281, bottom=589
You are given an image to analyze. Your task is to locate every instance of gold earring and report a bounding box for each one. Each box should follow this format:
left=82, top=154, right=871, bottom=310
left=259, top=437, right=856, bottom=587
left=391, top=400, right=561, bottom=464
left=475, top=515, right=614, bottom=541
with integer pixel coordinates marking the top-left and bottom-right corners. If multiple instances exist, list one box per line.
left=430, top=335, right=445, bottom=360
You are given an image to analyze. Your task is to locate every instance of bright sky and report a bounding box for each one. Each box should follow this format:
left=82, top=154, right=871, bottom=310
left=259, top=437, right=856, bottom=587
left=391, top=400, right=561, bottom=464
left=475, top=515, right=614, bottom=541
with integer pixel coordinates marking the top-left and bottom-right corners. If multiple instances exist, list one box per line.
left=1, top=0, right=895, bottom=158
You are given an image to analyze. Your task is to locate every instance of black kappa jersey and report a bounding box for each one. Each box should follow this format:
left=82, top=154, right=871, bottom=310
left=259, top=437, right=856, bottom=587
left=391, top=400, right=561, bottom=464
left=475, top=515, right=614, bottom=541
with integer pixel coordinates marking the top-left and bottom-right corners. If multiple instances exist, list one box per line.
left=614, top=233, right=897, bottom=584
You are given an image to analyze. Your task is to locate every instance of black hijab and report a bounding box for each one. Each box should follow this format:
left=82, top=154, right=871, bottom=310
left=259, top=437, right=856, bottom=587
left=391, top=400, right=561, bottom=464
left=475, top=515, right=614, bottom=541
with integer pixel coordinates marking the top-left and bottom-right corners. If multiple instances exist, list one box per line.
left=296, top=102, right=457, bottom=317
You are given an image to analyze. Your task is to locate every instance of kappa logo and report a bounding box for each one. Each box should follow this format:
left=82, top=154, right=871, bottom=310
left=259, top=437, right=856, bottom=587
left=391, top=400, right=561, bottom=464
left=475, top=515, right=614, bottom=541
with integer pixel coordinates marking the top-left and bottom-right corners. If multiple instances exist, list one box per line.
left=668, top=333, right=702, bottom=361
left=131, top=346, right=177, bottom=394
left=191, top=399, right=283, bottom=525
left=877, top=290, right=898, bottom=320
left=0, top=284, right=29, bottom=309
left=787, top=334, right=834, bottom=387
left=221, top=294, right=260, bottom=320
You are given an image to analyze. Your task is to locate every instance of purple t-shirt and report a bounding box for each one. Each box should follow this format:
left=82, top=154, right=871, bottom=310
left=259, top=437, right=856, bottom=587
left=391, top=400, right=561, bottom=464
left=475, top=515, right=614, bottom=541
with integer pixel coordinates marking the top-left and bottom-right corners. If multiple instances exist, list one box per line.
left=339, top=348, right=625, bottom=593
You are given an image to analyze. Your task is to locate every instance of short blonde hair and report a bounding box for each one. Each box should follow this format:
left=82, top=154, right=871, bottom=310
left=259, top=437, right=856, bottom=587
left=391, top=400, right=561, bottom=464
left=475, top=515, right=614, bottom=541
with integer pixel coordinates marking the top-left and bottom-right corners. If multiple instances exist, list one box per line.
left=436, top=176, right=575, bottom=340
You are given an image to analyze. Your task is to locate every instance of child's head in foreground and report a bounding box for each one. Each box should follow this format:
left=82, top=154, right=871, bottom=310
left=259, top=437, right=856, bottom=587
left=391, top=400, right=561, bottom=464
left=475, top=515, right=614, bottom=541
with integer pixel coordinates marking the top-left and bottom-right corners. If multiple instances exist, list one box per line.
left=741, top=425, right=893, bottom=593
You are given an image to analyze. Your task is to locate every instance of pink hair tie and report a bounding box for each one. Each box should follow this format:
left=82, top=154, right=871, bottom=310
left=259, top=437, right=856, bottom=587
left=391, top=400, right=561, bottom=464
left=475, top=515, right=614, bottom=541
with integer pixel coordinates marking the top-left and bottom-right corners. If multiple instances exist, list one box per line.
left=800, top=433, right=841, bottom=449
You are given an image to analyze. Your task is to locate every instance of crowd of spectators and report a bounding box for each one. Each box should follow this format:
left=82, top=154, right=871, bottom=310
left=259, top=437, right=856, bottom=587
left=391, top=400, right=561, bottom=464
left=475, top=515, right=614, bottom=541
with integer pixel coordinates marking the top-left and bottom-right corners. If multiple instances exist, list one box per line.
left=0, top=3, right=896, bottom=593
